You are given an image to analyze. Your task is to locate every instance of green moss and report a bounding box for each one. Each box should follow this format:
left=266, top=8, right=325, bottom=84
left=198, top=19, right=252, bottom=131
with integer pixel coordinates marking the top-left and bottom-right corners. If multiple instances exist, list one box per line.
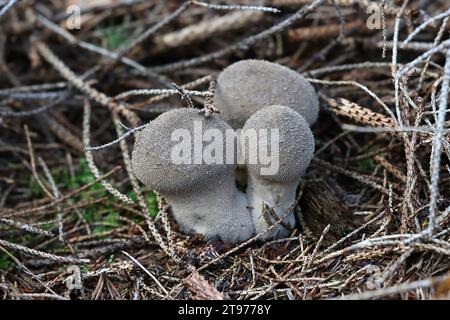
left=97, top=21, right=130, bottom=50
left=147, top=192, right=159, bottom=219
left=29, top=179, right=43, bottom=197
left=92, top=210, right=121, bottom=234
left=0, top=254, right=15, bottom=271
left=41, top=222, right=55, bottom=231
left=126, top=191, right=138, bottom=202
left=104, top=210, right=120, bottom=227
left=126, top=191, right=158, bottom=218
left=357, top=158, right=377, bottom=172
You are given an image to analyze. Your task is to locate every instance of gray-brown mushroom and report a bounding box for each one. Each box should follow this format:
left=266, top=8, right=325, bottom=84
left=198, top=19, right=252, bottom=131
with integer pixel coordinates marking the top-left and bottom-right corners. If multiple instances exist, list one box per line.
left=132, top=108, right=255, bottom=244
left=240, top=105, right=315, bottom=240
left=214, top=59, right=319, bottom=129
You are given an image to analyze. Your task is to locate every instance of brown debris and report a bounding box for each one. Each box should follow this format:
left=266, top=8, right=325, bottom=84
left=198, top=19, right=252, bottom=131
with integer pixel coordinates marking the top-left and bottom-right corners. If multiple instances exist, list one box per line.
left=183, top=267, right=225, bottom=300
left=0, top=0, right=449, bottom=301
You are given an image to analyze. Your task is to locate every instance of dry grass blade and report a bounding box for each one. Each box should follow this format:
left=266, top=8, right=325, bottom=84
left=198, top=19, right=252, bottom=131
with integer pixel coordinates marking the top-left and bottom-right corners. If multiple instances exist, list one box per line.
left=337, top=274, right=450, bottom=300
left=0, top=0, right=17, bottom=18
left=427, top=49, right=450, bottom=234
left=328, top=98, right=396, bottom=130
left=122, top=251, right=170, bottom=297
left=0, top=239, right=89, bottom=264
left=34, top=41, right=140, bottom=127
left=82, top=100, right=135, bottom=205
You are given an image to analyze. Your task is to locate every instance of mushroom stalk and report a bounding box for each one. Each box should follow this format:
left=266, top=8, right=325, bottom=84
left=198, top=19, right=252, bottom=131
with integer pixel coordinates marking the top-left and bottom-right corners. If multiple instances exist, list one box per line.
left=246, top=176, right=298, bottom=239
left=164, top=173, right=254, bottom=244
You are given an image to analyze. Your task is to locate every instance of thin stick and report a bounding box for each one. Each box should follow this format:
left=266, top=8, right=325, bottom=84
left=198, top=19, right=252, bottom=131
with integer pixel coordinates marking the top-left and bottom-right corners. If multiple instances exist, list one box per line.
left=428, top=49, right=450, bottom=235
left=336, top=274, right=448, bottom=300
left=122, top=251, right=170, bottom=297
left=151, top=0, right=327, bottom=72
left=191, top=1, right=281, bottom=13
left=0, top=239, right=89, bottom=264
left=115, top=89, right=212, bottom=100
left=82, top=100, right=135, bottom=205
left=85, top=123, right=148, bottom=151
left=0, top=0, right=17, bottom=18
left=35, top=41, right=140, bottom=127
left=403, top=7, right=450, bottom=46
left=392, top=0, right=409, bottom=127
left=5, top=167, right=122, bottom=217
left=114, top=1, right=192, bottom=60
left=24, top=125, right=53, bottom=199
left=38, top=157, right=65, bottom=243
left=0, top=218, right=55, bottom=237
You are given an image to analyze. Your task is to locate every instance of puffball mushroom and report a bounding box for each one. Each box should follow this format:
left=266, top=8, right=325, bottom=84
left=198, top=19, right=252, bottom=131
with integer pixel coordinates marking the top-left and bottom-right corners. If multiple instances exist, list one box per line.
left=241, top=105, right=315, bottom=240
left=214, top=59, right=319, bottom=129
left=131, top=108, right=255, bottom=244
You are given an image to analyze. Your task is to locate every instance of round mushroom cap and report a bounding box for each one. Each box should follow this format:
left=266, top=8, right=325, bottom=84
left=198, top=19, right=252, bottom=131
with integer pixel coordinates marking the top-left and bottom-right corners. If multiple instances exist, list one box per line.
left=214, top=59, right=319, bottom=129
left=132, top=108, right=235, bottom=194
left=241, top=105, right=314, bottom=182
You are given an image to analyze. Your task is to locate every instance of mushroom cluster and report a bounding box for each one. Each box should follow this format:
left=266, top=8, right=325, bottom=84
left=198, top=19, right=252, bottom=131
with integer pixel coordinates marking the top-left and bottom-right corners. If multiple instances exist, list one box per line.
left=132, top=60, right=318, bottom=244
left=132, top=109, right=255, bottom=244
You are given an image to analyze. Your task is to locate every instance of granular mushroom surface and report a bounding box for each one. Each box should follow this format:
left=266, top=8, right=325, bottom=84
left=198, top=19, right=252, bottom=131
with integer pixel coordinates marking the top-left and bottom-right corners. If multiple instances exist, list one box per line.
left=214, top=59, right=319, bottom=129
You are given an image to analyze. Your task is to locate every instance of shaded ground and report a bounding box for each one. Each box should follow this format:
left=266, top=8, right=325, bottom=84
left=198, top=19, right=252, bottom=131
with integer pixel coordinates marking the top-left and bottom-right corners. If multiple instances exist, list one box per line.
left=0, top=0, right=450, bottom=300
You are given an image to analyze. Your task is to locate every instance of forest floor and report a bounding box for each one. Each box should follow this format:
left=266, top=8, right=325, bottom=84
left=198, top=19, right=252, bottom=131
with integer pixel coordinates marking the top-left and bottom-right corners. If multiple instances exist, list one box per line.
left=0, top=0, right=450, bottom=300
